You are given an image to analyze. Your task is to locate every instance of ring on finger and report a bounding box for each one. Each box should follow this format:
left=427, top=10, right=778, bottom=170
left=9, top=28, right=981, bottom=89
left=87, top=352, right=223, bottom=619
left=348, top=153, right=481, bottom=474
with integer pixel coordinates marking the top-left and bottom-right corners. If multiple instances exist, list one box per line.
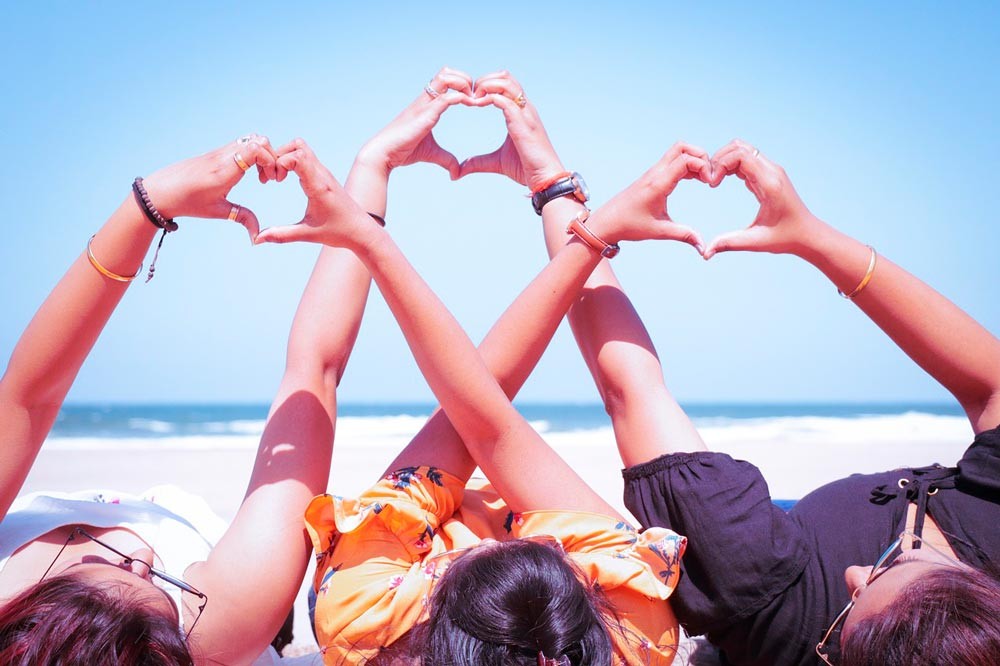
left=424, top=83, right=441, bottom=99
left=234, top=152, right=251, bottom=172
left=513, top=91, right=527, bottom=108
left=228, top=205, right=241, bottom=222
left=237, top=134, right=255, bottom=145
left=752, top=147, right=761, bottom=158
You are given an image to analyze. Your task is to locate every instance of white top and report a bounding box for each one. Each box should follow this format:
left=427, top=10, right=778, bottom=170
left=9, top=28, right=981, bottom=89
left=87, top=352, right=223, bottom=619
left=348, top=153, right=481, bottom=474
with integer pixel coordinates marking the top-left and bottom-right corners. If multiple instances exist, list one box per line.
left=0, top=486, right=317, bottom=664
left=0, top=486, right=223, bottom=624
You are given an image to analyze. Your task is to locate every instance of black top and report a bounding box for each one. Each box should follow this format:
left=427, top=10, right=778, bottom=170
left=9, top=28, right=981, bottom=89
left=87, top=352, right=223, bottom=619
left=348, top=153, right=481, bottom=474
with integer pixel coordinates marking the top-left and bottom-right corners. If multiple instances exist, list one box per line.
left=622, top=425, right=1000, bottom=666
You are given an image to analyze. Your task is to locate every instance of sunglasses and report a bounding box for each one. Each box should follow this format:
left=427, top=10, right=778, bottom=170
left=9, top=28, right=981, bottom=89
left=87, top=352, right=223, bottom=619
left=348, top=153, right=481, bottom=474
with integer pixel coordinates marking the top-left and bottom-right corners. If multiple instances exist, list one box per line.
left=40, top=527, right=209, bottom=639
left=815, top=530, right=962, bottom=665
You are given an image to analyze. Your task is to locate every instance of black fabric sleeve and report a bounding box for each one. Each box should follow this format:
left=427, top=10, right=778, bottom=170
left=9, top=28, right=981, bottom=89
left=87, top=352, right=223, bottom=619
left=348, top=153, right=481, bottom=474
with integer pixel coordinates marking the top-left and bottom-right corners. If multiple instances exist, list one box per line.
left=622, top=451, right=811, bottom=637
left=957, top=424, right=1000, bottom=494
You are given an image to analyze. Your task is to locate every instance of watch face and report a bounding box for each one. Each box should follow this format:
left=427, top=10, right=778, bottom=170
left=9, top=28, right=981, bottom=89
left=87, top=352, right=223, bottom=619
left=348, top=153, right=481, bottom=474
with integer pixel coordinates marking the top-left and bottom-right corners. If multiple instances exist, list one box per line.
left=571, top=172, right=590, bottom=202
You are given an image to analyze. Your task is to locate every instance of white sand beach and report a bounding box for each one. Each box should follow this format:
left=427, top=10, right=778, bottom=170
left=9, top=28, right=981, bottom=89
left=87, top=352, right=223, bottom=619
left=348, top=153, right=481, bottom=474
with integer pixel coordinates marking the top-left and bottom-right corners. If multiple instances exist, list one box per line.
left=18, top=412, right=975, bottom=662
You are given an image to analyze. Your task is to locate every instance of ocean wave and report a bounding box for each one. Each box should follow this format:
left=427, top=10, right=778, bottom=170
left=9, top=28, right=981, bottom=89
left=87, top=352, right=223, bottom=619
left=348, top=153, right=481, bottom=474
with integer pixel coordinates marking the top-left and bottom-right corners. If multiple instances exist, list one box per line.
left=43, top=411, right=970, bottom=452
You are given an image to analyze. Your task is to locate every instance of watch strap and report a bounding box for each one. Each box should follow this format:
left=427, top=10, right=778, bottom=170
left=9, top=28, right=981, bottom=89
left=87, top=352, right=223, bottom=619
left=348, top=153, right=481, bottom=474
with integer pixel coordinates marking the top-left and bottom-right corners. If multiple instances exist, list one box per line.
left=566, top=209, right=620, bottom=258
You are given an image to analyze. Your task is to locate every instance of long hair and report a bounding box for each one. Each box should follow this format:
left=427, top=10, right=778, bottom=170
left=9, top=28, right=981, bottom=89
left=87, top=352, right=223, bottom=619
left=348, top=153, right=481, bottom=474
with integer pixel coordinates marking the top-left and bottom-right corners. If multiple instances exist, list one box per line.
left=840, top=565, right=1000, bottom=666
left=417, top=539, right=616, bottom=665
left=0, top=574, right=194, bottom=666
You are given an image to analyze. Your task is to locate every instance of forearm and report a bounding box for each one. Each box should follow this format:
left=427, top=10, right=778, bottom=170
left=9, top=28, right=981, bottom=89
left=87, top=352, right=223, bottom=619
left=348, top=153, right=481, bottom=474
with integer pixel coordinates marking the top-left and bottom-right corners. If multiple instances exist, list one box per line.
left=354, top=223, right=618, bottom=514
left=540, top=201, right=707, bottom=463
left=798, top=219, right=1000, bottom=433
left=0, top=195, right=156, bottom=515
left=248, top=161, right=385, bottom=500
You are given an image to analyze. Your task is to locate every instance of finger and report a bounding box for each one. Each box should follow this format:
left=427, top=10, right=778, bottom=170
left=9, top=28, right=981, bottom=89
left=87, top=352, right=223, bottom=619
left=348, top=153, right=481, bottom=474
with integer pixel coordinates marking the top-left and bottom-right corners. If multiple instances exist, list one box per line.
left=702, top=226, right=770, bottom=259
left=254, top=221, right=314, bottom=246
left=652, top=220, right=705, bottom=253
left=712, top=149, right=767, bottom=198
left=238, top=141, right=278, bottom=184
left=665, top=141, right=711, bottom=163
left=457, top=145, right=505, bottom=179
left=274, top=139, right=327, bottom=190
left=473, top=77, right=524, bottom=105
left=474, top=69, right=511, bottom=91
left=432, top=70, right=474, bottom=97
left=213, top=201, right=260, bottom=243
left=250, top=135, right=278, bottom=183
left=473, top=91, right=522, bottom=126
left=661, top=154, right=712, bottom=194
left=423, top=134, right=461, bottom=179
left=709, top=139, right=762, bottom=187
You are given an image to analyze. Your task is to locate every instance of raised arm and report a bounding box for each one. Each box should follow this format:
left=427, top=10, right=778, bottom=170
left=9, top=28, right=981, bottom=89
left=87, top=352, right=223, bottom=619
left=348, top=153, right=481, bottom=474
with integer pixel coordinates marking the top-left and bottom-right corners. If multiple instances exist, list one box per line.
left=537, top=144, right=712, bottom=467
left=703, top=139, right=1000, bottom=434
left=0, top=139, right=274, bottom=520
left=255, top=128, right=711, bottom=519
left=185, top=72, right=482, bottom=662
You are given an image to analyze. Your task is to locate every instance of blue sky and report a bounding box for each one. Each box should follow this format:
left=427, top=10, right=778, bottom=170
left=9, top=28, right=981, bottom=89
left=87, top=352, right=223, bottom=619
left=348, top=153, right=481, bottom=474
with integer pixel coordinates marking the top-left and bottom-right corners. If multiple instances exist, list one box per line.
left=0, top=2, right=997, bottom=404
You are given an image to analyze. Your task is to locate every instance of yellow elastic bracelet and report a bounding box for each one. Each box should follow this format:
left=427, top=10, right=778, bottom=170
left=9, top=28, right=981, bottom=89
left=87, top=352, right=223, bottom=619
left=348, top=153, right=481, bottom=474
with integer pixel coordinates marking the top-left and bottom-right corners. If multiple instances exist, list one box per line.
left=86, top=235, right=142, bottom=283
left=839, top=245, right=877, bottom=299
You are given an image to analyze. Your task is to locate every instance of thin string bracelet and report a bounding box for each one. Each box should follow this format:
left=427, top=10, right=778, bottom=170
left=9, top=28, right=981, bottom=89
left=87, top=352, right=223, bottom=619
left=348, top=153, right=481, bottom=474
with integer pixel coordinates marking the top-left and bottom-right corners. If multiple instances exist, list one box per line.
left=86, top=235, right=142, bottom=282
left=839, top=245, right=877, bottom=299
left=132, top=177, right=178, bottom=282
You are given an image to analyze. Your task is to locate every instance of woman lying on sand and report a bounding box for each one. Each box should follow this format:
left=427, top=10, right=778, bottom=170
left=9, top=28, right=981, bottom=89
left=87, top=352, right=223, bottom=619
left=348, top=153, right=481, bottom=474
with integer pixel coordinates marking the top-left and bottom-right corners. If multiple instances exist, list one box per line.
left=522, top=134, right=1000, bottom=665
left=0, top=135, right=377, bottom=665
left=253, top=68, right=705, bottom=665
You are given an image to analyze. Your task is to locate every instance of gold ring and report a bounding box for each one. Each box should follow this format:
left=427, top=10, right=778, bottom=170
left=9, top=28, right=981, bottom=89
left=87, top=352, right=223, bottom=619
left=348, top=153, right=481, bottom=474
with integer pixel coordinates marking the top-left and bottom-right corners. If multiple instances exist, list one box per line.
left=234, top=152, right=250, bottom=172
left=228, top=205, right=241, bottom=222
left=514, top=91, right=527, bottom=108
left=424, top=84, right=441, bottom=99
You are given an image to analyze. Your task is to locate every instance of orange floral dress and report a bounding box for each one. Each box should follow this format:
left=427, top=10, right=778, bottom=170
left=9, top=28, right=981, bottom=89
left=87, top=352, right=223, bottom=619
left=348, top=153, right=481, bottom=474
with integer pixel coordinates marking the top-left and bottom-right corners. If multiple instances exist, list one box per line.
left=305, top=466, right=686, bottom=665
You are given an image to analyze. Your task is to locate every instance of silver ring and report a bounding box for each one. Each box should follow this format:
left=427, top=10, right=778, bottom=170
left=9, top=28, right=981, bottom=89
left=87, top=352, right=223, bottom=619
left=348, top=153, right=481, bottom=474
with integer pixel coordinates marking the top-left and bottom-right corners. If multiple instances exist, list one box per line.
left=752, top=148, right=761, bottom=159
left=237, top=134, right=256, bottom=145
left=424, top=84, right=440, bottom=99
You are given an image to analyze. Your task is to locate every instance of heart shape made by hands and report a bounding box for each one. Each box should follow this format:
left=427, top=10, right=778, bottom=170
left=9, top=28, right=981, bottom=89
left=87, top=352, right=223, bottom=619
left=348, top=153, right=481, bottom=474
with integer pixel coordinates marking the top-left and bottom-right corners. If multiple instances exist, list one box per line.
left=431, top=103, right=510, bottom=166
left=668, top=172, right=761, bottom=250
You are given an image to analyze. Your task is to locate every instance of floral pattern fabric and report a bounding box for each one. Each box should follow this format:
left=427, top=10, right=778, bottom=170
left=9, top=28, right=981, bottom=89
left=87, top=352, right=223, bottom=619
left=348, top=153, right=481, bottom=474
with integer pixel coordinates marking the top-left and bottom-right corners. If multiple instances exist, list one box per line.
left=305, top=466, right=686, bottom=665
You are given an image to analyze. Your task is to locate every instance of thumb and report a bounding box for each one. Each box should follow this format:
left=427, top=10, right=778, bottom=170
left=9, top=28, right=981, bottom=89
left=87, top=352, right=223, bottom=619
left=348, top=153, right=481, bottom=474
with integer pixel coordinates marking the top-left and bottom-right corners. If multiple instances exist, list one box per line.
left=660, top=221, right=705, bottom=255
left=254, top=221, right=315, bottom=246
left=457, top=146, right=504, bottom=180
left=703, top=226, right=767, bottom=260
left=422, top=134, right=461, bottom=180
left=215, top=200, right=260, bottom=244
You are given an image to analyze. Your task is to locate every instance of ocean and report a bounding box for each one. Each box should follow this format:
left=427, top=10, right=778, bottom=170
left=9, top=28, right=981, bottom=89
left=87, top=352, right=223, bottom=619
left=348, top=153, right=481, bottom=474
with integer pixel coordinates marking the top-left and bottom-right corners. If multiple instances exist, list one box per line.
left=50, top=401, right=970, bottom=451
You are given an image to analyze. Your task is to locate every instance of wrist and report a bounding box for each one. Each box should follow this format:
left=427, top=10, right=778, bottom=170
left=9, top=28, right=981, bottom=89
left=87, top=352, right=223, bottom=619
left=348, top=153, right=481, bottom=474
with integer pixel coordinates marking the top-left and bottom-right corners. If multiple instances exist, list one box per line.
left=526, top=161, right=568, bottom=193
left=789, top=215, right=839, bottom=264
left=138, top=173, right=181, bottom=220
left=353, top=145, right=392, bottom=178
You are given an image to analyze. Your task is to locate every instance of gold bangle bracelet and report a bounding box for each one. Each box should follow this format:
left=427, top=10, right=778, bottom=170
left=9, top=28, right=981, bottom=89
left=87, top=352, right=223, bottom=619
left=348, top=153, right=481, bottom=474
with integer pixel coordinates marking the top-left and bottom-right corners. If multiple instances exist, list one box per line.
left=86, top=235, right=142, bottom=283
left=839, top=245, right=877, bottom=299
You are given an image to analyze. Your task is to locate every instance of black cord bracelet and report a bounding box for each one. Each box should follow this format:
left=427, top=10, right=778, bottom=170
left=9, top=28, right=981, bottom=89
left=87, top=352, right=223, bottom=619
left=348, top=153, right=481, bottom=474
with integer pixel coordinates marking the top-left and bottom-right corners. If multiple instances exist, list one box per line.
left=131, top=177, right=179, bottom=282
left=132, top=178, right=179, bottom=232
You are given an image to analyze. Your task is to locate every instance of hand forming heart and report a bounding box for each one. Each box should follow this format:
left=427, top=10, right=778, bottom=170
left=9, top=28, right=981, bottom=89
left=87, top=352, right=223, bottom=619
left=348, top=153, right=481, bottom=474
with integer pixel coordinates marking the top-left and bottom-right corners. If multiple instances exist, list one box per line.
left=251, top=67, right=817, bottom=260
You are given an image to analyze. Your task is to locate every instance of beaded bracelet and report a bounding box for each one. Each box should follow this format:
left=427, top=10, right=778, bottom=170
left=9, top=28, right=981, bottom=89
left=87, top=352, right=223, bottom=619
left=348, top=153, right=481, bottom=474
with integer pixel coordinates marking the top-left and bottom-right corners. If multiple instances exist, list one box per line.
left=131, top=177, right=178, bottom=282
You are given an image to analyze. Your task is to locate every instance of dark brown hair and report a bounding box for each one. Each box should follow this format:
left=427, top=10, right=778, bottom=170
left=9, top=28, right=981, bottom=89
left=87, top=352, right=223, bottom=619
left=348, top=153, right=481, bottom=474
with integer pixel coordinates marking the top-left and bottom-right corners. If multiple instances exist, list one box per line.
left=0, top=574, right=194, bottom=665
left=840, top=565, right=1000, bottom=665
left=417, top=539, right=616, bottom=665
